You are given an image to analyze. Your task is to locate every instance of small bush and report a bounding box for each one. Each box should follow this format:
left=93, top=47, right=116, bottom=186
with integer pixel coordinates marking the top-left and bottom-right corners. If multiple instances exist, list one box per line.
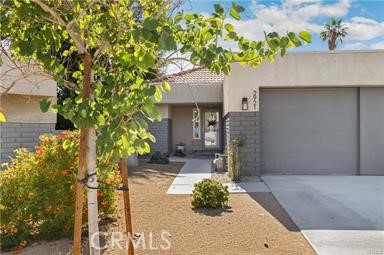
left=191, top=179, right=229, bottom=208
left=149, top=151, right=169, bottom=164
left=0, top=131, right=121, bottom=251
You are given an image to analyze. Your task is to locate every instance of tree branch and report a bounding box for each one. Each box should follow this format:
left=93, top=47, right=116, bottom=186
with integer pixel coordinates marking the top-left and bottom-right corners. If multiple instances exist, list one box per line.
left=30, top=0, right=87, bottom=54
left=67, top=0, right=98, bottom=30
left=155, top=0, right=172, bottom=19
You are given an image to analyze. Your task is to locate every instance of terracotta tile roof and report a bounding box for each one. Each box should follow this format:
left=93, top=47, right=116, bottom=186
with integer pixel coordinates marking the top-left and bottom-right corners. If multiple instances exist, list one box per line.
left=153, top=67, right=224, bottom=84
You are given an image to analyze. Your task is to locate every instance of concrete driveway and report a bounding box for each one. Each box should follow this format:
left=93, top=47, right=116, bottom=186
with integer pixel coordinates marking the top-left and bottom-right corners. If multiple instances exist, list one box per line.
left=262, top=175, right=384, bottom=255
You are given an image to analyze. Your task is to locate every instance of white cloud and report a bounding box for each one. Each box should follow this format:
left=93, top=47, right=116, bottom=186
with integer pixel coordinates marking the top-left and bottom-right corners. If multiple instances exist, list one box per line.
left=224, top=0, right=384, bottom=44
left=342, top=41, right=384, bottom=50
left=320, top=0, right=350, bottom=17
left=370, top=42, right=384, bottom=49
left=343, top=42, right=368, bottom=50
left=346, top=17, right=384, bottom=41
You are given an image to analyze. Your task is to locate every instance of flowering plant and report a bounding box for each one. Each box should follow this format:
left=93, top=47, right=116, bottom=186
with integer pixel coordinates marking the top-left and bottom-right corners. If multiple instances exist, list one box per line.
left=0, top=131, right=121, bottom=251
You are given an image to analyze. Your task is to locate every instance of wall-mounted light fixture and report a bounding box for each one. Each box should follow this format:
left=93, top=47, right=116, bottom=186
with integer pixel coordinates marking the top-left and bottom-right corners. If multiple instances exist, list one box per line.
left=242, top=97, right=248, bottom=110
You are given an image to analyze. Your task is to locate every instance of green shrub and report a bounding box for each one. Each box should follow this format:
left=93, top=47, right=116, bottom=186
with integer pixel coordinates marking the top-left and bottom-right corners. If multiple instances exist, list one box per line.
left=0, top=131, right=121, bottom=251
left=191, top=179, right=229, bottom=208
left=149, top=151, right=169, bottom=164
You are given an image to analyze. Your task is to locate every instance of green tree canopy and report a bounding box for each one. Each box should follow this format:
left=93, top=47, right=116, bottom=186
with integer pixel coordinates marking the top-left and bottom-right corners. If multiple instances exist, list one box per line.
left=1, top=1, right=311, bottom=164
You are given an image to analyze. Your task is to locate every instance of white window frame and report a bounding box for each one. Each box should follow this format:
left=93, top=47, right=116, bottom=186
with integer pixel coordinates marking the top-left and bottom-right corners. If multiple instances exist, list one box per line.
left=192, top=108, right=201, bottom=139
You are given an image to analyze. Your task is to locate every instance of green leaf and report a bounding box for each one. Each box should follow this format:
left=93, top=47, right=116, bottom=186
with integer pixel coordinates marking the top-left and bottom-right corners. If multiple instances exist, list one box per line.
left=143, top=100, right=161, bottom=121
left=154, top=86, right=162, bottom=102
left=145, top=85, right=156, bottom=96
left=226, top=32, right=236, bottom=39
left=147, top=133, right=156, bottom=143
left=13, top=0, right=21, bottom=8
left=288, top=32, right=296, bottom=41
left=136, top=118, right=148, bottom=130
left=201, top=27, right=213, bottom=40
left=162, top=81, right=171, bottom=92
left=63, top=140, right=72, bottom=150
left=80, top=109, right=87, bottom=118
left=143, top=18, right=158, bottom=31
left=232, top=2, right=245, bottom=13
left=280, top=37, right=289, bottom=48
left=39, top=99, right=51, bottom=113
left=288, top=32, right=302, bottom=46
left=224, top=24, right=234, bottom=32
left=280, top=48, right=286, bottom=57
left=214, top=4, right=224, bottom=14
left=299, top=31, right=312, bottom=43
left=143, top=53, right=155, bottom=67
left=97, top=114, right=105, bottom=125
left=0, top=112, right=6, bottom=122
left=229, top=8, right=240, bottom=20
left=121, top=135, right=130, bottom=157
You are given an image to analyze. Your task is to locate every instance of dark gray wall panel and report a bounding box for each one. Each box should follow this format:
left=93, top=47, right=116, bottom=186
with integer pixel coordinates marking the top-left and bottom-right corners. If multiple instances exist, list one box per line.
left=0, top=122, right=57, bottom=165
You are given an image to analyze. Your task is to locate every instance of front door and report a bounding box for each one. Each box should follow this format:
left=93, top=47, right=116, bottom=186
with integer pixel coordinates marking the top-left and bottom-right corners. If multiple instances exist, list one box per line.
left=203, top=110, right=221, bottom=150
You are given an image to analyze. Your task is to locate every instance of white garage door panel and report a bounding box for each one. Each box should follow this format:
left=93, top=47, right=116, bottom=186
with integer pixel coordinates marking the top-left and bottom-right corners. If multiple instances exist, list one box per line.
left=360, top=88, right=384, bottom=175
left=261, top=88, right=358, bottom=175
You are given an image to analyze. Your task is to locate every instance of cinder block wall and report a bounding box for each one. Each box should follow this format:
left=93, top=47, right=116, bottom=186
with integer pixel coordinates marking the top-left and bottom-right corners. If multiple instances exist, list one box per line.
left=0, top=122, right=57, bottom=164
left=224, top=112, right=261, bottom=176
left=147, top=118, right=172, bottom=154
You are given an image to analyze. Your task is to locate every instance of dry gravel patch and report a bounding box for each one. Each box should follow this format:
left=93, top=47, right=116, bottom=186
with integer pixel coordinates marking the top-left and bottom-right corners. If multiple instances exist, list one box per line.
left=12, top=162, right=314, bottom=255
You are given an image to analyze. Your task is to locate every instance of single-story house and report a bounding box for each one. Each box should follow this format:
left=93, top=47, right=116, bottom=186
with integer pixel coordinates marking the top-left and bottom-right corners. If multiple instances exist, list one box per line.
left=151, top=50, right=384, bottom=176
left=1, top=51, right=383, bottom=176
left=0, top=55, right=57, bottom=164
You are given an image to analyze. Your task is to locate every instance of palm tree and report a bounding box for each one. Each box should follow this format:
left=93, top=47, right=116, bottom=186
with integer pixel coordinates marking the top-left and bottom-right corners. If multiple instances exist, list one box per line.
left=320, top=18, right=348, bottom=50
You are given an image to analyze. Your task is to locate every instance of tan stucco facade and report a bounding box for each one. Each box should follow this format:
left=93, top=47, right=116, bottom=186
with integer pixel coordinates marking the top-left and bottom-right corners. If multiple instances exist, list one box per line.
left=0, top=94, right=56, bottom=123
left=0, top=55, right=56, bottom=97
left=157, top=104, right=172, bottom=119
left=162, top=83, right=222, bottom=104
left=224, top=50, right=384, bottom=115
left=1, top=55, right=57, bottom=124
left=172, top=105, right=195, bottom=153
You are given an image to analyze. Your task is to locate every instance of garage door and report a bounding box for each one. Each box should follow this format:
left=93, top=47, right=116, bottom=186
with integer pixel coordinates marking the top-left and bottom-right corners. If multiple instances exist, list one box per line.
left=360, top=88, right=384, bottom=175
left=260, top=88, right=358, bottom=175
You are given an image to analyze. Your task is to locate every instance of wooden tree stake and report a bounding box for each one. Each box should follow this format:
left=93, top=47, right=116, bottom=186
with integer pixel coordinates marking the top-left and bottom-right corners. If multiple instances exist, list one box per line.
left=120, top=158, right=135, bottom=255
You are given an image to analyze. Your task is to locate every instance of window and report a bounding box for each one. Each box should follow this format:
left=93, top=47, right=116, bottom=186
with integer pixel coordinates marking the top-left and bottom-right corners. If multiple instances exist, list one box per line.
left=192, top=108, right=200, bottom=139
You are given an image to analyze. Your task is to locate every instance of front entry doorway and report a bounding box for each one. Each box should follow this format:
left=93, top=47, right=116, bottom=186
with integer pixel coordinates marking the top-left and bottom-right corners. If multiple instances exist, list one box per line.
left=203, top=110, right=221, bottom=150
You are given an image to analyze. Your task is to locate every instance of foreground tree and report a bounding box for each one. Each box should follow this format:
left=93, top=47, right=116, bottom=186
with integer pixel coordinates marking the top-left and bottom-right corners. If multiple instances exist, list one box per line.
left=320, top=18, right=348, bottom=50
left=0, top=1, right=311, bottom=254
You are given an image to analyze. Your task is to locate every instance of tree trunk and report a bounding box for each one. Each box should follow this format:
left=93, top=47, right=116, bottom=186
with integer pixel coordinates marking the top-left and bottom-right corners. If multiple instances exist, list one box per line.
left=120, top=158, right=135, bottom=255
left=73, top=54, right=93, bottom=255
left=87, top=128, right=100, bottom=255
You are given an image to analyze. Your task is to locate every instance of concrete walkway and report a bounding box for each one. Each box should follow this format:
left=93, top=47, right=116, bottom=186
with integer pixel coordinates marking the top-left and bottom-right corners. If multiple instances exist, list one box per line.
left=262, top=175, right=384, bottom=255
left=167, top=158, right=212, bottom=194
left=167, top=158, right=269, bottom=194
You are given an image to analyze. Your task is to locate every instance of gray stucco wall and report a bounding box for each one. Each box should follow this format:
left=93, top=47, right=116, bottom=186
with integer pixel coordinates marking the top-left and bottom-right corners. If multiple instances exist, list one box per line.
left=0, top=122, right=56, bottom=164
left=224, top=112, right=260, bottom=176
left=147, top=118, right=172, bottom=154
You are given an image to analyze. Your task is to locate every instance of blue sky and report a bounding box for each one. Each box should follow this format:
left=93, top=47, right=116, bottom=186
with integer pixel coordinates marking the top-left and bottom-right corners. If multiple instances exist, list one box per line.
left=182, top=0, right=384, bottom=51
